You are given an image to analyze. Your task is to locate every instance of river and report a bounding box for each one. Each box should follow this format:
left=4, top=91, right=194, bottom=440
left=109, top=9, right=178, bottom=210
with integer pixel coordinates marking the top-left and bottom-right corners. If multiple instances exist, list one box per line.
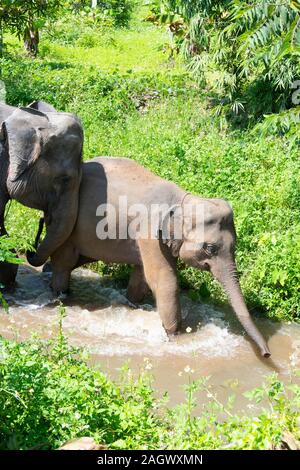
left=1, top=265, right=299, bottom=412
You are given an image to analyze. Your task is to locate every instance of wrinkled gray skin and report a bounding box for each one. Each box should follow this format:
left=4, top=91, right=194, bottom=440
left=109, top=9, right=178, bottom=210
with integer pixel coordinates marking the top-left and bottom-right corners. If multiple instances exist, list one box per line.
left=0, top=101, right=83, bottom=287
left=49, top=157, right=271, bottom=358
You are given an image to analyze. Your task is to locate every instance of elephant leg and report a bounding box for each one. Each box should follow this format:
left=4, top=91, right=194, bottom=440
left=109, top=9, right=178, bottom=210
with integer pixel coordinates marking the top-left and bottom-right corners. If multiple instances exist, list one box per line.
left=50, top=243, right=78, bottom=295
left=127, top=265, right=150, bottom=304
left=137, top=239, right=181, bottom=334
left=0, top=195, right=18, bottom=287
left=50, top=269, right=71, bottom=296
left=42, top=262, right=52, bottom=273
left=0, top=194, right=8, bottom=236
left=0, top=261, right=18, bottom=288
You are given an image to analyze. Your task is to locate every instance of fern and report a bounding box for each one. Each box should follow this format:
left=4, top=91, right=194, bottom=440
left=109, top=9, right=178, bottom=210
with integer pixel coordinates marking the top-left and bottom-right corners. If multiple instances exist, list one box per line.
left=148, top=1, right=300, bottom=138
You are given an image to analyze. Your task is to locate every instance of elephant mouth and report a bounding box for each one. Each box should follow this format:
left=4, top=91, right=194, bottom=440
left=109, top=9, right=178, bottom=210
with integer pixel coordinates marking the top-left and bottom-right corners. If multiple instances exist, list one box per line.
left=196, top=260, right=210, bottom=271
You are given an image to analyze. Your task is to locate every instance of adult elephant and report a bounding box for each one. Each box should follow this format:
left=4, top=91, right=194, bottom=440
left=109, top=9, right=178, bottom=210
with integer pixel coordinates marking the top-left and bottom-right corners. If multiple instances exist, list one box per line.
left=0, top=102, right=83, bottom=287
left=48, top=157, right=271, bottom=358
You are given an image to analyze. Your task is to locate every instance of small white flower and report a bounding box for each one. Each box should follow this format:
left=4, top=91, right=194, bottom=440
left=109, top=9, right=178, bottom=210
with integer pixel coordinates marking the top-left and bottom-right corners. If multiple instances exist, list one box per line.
left=145, top=362, right=153, bottom=370
left=74, top=412, right=81, bottom=420
left=178, top=371, right=183, bottom=377
left=143, top=357, right=149, bottom=362
left=206, top=392, right=213, bottom=398
left=186, top=327, right=192, bottom=333
left=29, top=389, right=34, bottom=394
left=184, top=365, right=191, bottom=373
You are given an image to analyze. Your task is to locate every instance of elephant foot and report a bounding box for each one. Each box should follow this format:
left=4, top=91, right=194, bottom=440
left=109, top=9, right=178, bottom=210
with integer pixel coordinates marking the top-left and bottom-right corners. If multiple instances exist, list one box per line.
left=165, top=320, right=182, bottom=337
left=50, top=270, right=71, bottom=297
left=126, top=292, right=145, bottom=305
left=0, top=262, right=18, bottom=289
left=42, top=262, right=52, bottom=273
left=126, top=299, right=139, bottom=309
left=53, top=288, right=70, bottom=299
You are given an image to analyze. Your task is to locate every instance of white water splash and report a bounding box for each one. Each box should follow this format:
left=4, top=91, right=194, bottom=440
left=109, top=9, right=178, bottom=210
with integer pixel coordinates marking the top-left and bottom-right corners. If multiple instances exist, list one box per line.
left=2, top=265, right=299, bottom=362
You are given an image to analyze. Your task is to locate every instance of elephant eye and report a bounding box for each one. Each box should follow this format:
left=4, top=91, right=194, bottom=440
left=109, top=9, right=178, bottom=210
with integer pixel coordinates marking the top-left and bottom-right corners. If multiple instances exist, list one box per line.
left=203, top=243, right=218, bottom=256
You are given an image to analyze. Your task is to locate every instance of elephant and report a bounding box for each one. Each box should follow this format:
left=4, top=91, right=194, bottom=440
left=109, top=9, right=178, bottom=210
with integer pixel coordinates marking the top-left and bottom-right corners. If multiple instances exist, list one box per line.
left=46, top=157, right=271, bottom=358
left=0, top=101, right=83, bottom=287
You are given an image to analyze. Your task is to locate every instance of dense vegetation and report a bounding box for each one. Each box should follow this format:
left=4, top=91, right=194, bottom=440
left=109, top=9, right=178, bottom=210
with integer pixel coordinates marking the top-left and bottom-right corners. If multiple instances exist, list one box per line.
left=0, top=307, right=299, bottom=450
left=146, top=0, right=300, bottom=141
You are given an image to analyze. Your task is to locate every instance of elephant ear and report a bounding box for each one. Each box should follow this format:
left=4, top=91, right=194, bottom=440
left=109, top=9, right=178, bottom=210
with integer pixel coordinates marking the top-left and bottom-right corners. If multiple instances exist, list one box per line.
left=159, top=204, right=183, bottom=257
left=4, top=107, right=49, bottom=182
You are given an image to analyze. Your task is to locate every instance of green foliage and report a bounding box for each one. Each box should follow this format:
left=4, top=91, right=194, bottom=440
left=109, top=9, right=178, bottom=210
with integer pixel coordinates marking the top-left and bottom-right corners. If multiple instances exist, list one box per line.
left=0, top=1, right=135, bottom=59
left=0, top=315, right=299, bottom=449
left=0, top=237, right=21, bottom=266
left=164, top=372, right=300, bottom=449
left=0, top=0, right=64, bottom=35
left=149, top=1, right=300, bottom=139
left=67, top=0, right=135, bottom=27
left=0, top=306, right=163, bottom=449
left=0, top=1, right=64, bottom=40
left=0, top=0, right=66, bottom=57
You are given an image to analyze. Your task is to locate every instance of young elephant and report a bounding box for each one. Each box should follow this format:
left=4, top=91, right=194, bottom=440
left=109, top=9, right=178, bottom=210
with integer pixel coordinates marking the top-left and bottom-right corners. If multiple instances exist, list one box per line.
left=48, top=157, right=271, bottom=358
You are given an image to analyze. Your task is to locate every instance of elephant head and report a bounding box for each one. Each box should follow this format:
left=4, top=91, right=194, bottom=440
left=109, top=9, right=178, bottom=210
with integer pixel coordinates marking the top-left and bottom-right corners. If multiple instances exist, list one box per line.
left=0, top=104, right=83, bottom=268
left=162, top=194, right=270, bottom=358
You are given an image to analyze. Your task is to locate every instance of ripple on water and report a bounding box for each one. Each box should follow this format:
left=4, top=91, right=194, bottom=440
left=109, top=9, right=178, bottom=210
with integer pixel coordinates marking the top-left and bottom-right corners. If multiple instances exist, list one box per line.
left=1, top=265, right=300, bottom=364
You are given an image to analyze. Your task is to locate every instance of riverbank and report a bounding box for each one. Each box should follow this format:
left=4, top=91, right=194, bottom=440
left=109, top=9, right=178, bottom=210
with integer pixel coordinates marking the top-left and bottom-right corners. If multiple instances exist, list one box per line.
left=0, top=303, right=299, bottom=450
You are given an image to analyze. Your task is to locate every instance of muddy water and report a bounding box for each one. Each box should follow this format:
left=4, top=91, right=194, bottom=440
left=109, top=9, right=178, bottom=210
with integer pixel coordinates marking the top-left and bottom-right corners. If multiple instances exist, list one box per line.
left=1, top=265, right=300, bottom=412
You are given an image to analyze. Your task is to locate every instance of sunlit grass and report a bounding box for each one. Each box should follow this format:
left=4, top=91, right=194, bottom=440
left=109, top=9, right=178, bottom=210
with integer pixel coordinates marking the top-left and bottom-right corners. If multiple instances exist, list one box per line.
left=4, top=24, right=183, bottom=75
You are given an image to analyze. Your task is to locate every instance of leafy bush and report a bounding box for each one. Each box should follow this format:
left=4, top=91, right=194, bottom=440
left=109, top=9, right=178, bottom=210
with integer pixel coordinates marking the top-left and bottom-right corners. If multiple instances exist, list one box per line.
left=0, top=308, right=299, bottom=450
left=0, top=307, right=163, bottom=450
left=147, top=1, right=300, bottom=139
left=67, top=0, right=135, bottom=27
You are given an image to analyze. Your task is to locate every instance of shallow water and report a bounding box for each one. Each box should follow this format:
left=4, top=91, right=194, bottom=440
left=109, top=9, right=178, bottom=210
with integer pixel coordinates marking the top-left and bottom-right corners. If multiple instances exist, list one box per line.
left=1, top=265, right=300, bottom=412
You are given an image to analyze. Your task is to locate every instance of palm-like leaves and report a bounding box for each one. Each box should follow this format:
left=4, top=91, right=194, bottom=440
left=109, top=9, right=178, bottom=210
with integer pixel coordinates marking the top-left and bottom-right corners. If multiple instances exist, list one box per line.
left=150, top=0, right=300, bottom=139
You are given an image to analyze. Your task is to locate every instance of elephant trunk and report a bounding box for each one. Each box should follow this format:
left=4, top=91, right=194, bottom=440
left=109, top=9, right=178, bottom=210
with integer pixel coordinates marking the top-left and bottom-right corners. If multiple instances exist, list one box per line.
left=210, top=260, right=271, bottom=358
left=27, top=186, right=79, bottom=267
